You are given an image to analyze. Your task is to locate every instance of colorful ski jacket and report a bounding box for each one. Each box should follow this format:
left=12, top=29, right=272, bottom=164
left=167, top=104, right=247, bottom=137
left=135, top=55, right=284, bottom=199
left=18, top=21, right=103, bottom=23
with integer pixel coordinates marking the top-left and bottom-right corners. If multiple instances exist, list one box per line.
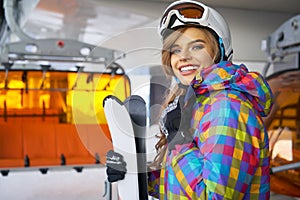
left=148, top=61, right=273, bottom=200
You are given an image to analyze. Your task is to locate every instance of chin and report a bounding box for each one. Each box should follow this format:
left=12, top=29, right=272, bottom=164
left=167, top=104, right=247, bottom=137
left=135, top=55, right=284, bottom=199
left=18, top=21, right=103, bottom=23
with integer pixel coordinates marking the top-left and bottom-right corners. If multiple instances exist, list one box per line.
left=181, top=80, right=191, bottom=86
left=183, top=78, right=194, bottom=85
left=177, top=76, right=193, bottom=86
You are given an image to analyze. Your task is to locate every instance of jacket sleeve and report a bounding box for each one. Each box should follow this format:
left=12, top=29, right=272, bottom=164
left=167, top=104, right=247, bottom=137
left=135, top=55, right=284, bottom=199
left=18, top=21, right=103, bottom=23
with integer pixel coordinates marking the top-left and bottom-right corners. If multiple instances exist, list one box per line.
left=148, top=169, right=161, bottom=198
left=172, top=95, right=268, bottom=199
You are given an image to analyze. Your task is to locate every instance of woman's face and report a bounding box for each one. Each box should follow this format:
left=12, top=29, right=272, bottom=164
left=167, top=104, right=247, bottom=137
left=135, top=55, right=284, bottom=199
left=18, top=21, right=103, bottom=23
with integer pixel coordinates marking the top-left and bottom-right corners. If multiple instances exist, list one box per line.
left=170, top=27, right=215, bottom=85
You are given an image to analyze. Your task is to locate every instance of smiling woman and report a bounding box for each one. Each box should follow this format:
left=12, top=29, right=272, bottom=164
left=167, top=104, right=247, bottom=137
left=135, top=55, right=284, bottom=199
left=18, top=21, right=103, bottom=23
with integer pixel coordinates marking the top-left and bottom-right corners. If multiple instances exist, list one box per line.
left=105, top=0, right=274, bottom=199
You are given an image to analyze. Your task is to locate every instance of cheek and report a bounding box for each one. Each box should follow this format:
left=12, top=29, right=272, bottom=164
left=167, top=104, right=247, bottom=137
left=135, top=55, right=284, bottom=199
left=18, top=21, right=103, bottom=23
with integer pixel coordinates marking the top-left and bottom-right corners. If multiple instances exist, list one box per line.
left=195, top=50, right=214, bottom=67
left=170, top=55, right=178, bottom=71
left=170, top=55, right=176, bottom=68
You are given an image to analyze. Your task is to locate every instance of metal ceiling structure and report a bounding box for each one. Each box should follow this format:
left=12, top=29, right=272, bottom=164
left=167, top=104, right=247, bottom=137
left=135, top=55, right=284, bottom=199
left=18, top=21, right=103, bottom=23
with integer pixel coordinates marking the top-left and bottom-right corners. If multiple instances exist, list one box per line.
left=146, top=0, right=300, bottom=14
left=0, top=0, right=126, bottom=73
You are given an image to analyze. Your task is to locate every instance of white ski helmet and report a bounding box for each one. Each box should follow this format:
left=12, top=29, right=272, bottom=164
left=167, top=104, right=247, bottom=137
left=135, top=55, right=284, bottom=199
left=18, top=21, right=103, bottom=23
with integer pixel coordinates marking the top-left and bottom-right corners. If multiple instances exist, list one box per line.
left=159, top=0, right=233, bottom=61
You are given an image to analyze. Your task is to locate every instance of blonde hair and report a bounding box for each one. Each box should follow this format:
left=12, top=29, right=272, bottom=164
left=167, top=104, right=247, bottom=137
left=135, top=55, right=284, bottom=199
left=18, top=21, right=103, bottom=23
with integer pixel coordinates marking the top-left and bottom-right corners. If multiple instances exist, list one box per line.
left=150, top=26, right=220, bottom=169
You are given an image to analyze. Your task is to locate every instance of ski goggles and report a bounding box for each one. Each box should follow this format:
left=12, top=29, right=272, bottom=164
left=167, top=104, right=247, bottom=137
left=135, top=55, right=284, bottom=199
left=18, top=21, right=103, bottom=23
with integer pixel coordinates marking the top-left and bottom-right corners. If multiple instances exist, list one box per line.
left=159, top=2, right=209, bottom=36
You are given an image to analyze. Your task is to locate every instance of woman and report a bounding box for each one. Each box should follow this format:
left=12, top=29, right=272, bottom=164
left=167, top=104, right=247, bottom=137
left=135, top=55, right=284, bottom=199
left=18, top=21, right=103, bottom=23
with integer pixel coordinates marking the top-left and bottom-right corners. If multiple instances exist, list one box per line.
left=106, top=0, right=273, bottom=199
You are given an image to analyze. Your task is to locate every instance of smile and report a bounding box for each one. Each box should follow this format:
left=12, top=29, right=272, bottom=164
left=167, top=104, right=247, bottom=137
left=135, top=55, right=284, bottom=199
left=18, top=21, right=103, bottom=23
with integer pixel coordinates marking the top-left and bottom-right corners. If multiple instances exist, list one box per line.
left=179, top=65, right=199, bottom=72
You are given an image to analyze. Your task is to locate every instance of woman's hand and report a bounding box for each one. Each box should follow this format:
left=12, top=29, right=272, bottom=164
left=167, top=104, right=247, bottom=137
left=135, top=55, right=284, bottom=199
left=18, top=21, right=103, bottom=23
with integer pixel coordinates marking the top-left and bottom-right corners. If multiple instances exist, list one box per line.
left=106, top=150, right=127, bottom=182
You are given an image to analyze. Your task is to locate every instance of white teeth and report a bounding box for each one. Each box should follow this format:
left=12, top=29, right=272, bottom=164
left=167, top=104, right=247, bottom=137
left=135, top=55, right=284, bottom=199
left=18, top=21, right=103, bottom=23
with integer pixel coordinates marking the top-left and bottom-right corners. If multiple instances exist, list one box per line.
left=180, top=66, right=198, bottom=72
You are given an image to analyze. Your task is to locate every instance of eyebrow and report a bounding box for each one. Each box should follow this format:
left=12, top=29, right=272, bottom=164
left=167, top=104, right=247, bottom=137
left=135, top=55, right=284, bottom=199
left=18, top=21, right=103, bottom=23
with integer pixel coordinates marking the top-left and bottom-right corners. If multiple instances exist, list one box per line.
left=171, top=39, right=206, bottom=48
left=189, top=39, right=206, bottom=45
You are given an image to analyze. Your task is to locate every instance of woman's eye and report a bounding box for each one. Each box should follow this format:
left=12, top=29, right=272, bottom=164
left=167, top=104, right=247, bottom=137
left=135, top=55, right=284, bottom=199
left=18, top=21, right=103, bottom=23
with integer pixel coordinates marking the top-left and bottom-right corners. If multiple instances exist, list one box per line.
left=170, top=48, right=181, bottom=54
left=191, top=45, right=203, bottom=51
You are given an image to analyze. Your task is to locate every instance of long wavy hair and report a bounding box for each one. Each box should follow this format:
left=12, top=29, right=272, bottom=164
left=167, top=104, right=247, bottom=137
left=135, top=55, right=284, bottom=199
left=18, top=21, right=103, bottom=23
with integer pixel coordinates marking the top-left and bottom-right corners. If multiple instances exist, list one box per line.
left=149, top=25, right=220, bottom=169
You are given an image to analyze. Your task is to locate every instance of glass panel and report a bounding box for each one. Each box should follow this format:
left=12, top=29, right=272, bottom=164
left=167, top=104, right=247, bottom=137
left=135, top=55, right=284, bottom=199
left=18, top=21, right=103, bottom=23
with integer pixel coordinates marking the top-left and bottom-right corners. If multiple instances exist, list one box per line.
left=0, top=70, right=130, bottom=125
left=264, top=69, right=300, bottom=196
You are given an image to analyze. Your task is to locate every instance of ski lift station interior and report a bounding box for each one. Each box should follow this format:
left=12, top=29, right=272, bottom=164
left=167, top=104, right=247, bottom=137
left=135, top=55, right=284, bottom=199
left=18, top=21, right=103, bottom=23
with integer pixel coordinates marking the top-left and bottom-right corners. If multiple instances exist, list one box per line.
left=0, top=0, right=300, bottom=199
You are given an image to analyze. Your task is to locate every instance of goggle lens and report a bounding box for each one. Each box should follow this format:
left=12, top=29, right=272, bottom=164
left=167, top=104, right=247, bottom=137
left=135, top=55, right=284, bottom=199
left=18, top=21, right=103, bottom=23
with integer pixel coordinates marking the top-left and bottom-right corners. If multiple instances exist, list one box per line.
left=161, top=3, right=205, bottom=25
left=178, top=7, right=204, bottom=19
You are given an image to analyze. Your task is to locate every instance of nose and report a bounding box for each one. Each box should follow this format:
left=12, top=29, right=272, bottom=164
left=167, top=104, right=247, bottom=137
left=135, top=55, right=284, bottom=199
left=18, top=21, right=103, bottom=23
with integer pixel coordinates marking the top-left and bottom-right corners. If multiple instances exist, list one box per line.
left=179, top=48, right=192, bottom=61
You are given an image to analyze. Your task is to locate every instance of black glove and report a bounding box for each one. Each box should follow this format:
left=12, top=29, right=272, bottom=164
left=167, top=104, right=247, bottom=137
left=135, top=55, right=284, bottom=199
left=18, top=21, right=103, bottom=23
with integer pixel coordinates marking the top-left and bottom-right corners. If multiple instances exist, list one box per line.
left=106, top=150, right=127, bottom=182
left=165, top=95, right=194, bottom=151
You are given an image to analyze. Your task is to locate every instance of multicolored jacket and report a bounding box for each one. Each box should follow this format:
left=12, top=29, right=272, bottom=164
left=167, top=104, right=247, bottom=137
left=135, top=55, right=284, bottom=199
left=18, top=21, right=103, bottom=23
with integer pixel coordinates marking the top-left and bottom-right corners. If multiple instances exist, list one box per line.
left=148, top=61, right=273, bottom=200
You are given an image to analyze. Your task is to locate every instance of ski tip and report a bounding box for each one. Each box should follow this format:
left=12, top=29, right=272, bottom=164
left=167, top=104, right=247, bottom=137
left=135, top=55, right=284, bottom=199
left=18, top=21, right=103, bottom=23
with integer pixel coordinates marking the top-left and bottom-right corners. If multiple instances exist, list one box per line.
left=103, top=95, right=123, bottom=107
left=124, top=95, right=146, bottom=105
left=123, top=95, right=146, bottom=127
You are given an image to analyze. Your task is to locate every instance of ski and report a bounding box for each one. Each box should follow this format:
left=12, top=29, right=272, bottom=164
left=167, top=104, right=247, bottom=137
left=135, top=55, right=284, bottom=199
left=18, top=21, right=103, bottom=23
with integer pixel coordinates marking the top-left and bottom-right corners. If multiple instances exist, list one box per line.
left=103, top=95, right=148, bottom=200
